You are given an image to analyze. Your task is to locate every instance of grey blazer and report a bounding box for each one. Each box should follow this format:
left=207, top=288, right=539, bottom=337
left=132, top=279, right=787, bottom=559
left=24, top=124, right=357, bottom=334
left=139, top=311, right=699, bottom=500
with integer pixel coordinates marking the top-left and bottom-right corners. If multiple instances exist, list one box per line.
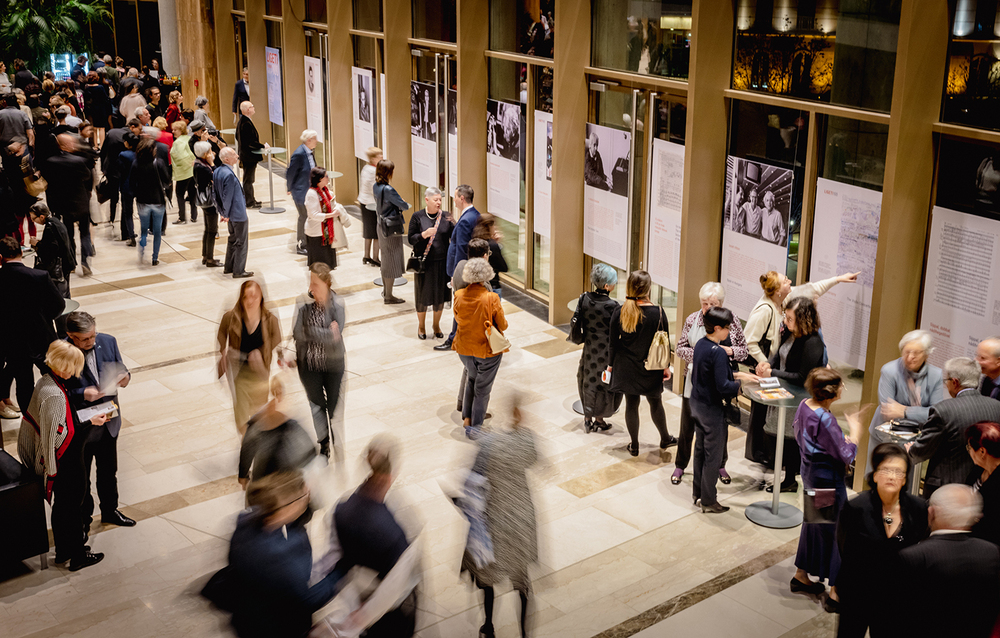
left=909, top=389, right=1000, bottom=493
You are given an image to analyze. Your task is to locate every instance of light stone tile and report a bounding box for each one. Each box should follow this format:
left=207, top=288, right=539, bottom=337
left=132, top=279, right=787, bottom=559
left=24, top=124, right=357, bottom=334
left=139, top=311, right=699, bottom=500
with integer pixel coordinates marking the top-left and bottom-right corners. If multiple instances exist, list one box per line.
left=160, top=491, right=248, bottom=539
left=533, top=548, right=659, bottom=614
left=538, top=508, right=642, bottom=571
left=593, top=480, right=697, bottom=533
left=721, top=558, right=826, bottom=630
left=116, top=463, right=214, bottom=505
left=631, top=590, right=789, bottom=638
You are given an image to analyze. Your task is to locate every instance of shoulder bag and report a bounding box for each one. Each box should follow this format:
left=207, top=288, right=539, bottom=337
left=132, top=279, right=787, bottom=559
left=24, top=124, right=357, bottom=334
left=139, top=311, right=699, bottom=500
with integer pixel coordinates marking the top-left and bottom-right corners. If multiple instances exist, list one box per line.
left=751, top=304, right=775, bottom=369
left=21, top=155, right=46, bottom=197
left=567, top=293, right=586, bottom=345
left=644, top=306, right=672, bottom=371
left=485, top=298, right=511, bottom=355
left=406, top=211, right=442, bottom=274
left=376, top=187, right=406, bottom=237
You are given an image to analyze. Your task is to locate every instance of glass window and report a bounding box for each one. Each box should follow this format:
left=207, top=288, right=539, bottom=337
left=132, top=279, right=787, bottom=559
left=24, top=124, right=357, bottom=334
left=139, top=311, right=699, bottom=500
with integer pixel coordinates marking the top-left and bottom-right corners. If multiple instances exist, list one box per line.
left=936, top=137, right=1000, bottom=218
left=732, top=0, right=900, bottom=112
left=233, top=0, right=245, bottom=11
left=305, top=0, right=326, bottom=23
left=727, top=100, right=808, bottom=280
left=265, top=0, right=281, bottom=17
left=592, top=0, right=693, bottom=79
left=489, top=58, right=527, bottom=284
left=354, top=0, right=383, bottom=32
left=413, top=0, right=456, bottom=42
left=532, top=66, right=553, bottom=295
left=942, top=3, right=1000, bottom=130
left=819, top=116, right=888, bottom=191
left=113, top=1, right=140, bottom=66
left=490, top=0, right=553, bottom=58
left=265, top=20, right=286, bottom=152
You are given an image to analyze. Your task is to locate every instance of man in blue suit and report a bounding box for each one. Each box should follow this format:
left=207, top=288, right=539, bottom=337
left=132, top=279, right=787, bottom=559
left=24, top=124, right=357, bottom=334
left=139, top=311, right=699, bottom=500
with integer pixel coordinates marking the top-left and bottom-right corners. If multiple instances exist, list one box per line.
left=215, top=147, right=253, bottom=278
left=435, top=184, right=480, bottom=351
left=286, top=130, right=318, bottom=255
left=65, top=311, right=136, bottom=529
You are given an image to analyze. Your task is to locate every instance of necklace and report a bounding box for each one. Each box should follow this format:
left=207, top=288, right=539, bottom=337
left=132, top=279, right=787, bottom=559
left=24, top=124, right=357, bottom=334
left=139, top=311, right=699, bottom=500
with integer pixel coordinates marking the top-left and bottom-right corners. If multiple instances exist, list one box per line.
left=882, top=502, right=899, bottom=526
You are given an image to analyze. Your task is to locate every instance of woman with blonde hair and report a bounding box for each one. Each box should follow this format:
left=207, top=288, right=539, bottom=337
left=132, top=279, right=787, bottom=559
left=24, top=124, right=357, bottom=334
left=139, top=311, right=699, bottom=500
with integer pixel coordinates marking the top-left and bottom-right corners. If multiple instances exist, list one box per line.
left=217, top=280, right=282, bottom=435
left=164, top=90, right=183, bottom=126
left=606, top=270, right=677, bottom=457
left=18, top=341, right=108, bottom=571
left=169, top=119, right=197, bottom=225
left=358, top=146, right=382, bottom=267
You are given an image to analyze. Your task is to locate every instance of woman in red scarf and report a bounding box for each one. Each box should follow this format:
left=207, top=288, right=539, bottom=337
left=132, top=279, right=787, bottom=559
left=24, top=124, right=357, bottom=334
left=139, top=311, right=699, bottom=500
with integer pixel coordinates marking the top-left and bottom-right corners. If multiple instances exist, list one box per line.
left=304, top=167, right=343, bottom=269
left=17, top=341, right=109, bottom=571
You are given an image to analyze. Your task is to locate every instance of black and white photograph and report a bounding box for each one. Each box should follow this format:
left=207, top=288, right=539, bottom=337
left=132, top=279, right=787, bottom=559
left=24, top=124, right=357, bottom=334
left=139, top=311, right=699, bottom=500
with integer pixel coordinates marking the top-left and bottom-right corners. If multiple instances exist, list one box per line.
left=447, top=88, right=457, bottom=136
left=724, top=157, right=792, bottom=248
left=935, top=137, right=1000, bottom=219
left=410, top=81, right=436, bottom=142
left=546, top=120, right=553, bottom=181
left=584, top=122, right=630, bottom=198
left=307, top=63, right=316, bottom=96
left=486, top=99, right=521, bottom=162
left=357, top=73, right=371, bottom=123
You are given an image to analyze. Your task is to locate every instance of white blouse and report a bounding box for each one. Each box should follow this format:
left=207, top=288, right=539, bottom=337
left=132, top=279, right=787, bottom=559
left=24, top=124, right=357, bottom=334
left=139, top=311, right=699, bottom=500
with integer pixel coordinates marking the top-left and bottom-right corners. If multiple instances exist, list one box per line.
left=357, top=164, right=376, bottom=206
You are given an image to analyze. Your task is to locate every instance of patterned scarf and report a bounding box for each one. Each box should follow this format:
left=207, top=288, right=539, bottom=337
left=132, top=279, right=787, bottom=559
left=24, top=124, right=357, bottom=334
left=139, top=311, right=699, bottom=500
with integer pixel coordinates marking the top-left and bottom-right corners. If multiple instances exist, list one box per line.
left=314, top=186, right=336, bottom=246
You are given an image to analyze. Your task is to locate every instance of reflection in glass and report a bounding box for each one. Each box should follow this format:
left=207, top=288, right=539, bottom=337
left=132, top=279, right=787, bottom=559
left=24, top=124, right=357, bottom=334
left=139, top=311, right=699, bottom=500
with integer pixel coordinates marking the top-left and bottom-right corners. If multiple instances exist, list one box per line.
left=592, top=0, right=692, bottom=79
left=936, top=137, right=1000, bottom=218
left=819, top=116, right=888, bottom=191
left=490, top=0, right=554, bottom=58
left=732, top=0, right=900, bottom=112
left=353, top=0, right=383, bottom=32
left=305, top=0, right=326, bottom=23
left=942, top=2, right=1000, bottom=130
left=413, top=0, right=456, bottom=42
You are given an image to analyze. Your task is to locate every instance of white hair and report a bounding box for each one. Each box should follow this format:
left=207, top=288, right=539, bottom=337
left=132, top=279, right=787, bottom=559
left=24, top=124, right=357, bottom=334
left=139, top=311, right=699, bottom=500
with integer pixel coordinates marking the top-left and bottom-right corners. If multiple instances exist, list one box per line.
left=219, top=146, right=238, bottom=164
left=424, top=186, right=442, bottom=199
left=193, top=141, right=213, bottom=159
left=463, top=258, right=495, bottom=285
left=699, top=282, right=726, bottom=304
left=944, top=357, right=981, bottom=389
left=300, top=129, right=318, bottom=143
left=195, top=95, right=209, bottom=108
left=929, top=484, right=982, bottom=531
left=134, top=106, right=149, bottom=120
left=141, top=126, right=160, bottom=138
left=127, top=68, right=139, bottom=78
left=898, top=330, right=932, bottom=354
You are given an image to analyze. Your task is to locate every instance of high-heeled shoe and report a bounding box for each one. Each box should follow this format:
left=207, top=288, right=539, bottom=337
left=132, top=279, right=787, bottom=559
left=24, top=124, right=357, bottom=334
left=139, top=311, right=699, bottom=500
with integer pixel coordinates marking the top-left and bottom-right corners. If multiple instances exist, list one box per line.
left=627, top=442, right=639, bottom=457
left=434, top=331, right=444, bottom=339
left=659, top=435, right=678, bottom=449
left=478, top=624, right=495, bottom=638
left=719, top=469, right=732, bottom=485
left=594, top=420, right=612, bottom=431
left=670, top=468, right=683, bottom=485
left=417, top=331, right=427, bottom=340
left=583, top=418, right=594, bottom=433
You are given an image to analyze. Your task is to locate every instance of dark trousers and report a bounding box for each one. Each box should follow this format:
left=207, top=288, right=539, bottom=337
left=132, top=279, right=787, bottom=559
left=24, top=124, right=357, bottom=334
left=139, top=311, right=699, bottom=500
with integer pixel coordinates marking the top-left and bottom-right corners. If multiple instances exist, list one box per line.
left=459, top=353, right=503, bottom=428
left=0, top=357, right=39, bottom=415
left=82, top=424, right=119, bottom=526
left=52, top=431, right=89, bottom=561
left=65, top=217, right=94, bottom=268
left=298, top=363, right=345, bottom=444
left=624, top=392, right=671, bottom=448
left=108, top=182, right=120, bottom=223
left=745, top=400, right=772, bottom=466
left=837, top=599, right=892, bottom=638
left=119, top=189, right=135, bottom=240
left=224, top=219, right=249, bottom=274
left=202, top=207, right=218, bottom=261
left=676, top=396, right=729, bottom=470
left=175, top=178, right=196, bottom=221
left=295, top=202, right=307, bottom=246
left=242, top=159, right=259, bottom=205
left=690, top=399, right=726, bottom=506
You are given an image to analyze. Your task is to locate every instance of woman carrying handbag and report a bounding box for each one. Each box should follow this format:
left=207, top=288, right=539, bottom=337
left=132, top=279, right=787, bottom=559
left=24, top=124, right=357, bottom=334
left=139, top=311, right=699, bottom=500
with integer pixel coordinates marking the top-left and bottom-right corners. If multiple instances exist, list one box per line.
left=407, top=186, right=454, bottom=340
left=372, top=159, right=410, bottom=304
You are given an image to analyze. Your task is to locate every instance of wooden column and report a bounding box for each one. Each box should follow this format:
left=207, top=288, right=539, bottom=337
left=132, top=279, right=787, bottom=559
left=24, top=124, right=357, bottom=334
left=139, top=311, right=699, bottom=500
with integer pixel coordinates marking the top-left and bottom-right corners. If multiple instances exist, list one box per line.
left=328, top=0, right=359, bottom=201
left=456, top=0, right=488, bottom=208
left=246, top=1, right=273, bottom=145
left=383, top=0, right=413, bottom=190
left=176, top=0, right=220, bottom=127
left=282, top=0, right=308, bottom=159
left=212, top=5, right=238, bottom=128
left=548, top=0, right=590, bottom=325
left=854, top=0, right=950, bottom=490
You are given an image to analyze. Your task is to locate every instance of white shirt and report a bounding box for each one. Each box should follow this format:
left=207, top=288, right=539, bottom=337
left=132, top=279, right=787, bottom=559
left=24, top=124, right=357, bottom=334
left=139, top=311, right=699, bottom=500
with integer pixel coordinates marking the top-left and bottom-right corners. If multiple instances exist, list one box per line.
left=304, top=189, right=343, bottom=237
left=357, top=164, right=376, bottom=206
left=929, top=529, right=970, bottom=537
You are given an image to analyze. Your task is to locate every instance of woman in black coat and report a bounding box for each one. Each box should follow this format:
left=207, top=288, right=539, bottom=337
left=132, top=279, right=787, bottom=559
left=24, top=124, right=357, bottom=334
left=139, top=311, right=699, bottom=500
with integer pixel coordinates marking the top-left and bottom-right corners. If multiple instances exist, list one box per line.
left=192, top=141, right=221, bottom=267
left=755, top=296, right=826, bottom=493
left=607, top=270, right=677, bottom=457
left=407, top=186, right=454, bottom=339
left=575, top=263, right=623, bottom=433
left=835, top=443, right=928, bottom=635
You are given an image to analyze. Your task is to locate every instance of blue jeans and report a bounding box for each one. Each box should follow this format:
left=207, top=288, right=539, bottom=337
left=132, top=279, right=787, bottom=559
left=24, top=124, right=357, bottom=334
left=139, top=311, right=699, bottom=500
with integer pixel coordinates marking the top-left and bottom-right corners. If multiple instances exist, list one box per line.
left=138, top=203, right=165, bottom=260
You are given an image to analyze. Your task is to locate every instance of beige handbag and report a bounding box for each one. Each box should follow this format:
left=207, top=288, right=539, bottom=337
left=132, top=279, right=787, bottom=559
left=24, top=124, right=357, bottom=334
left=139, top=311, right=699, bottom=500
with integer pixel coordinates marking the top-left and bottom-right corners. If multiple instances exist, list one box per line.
left=485, top=320, right=510, bottom=355
left=332, top=204, right=350, bottom=249
left=644, top=307, right=672, bottom=371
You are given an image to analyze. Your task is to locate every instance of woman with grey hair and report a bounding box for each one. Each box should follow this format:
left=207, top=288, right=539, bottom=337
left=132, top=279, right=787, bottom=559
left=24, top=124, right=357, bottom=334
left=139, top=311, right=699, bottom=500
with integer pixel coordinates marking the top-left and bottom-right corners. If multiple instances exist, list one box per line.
left=193, top=140, right=222, bottom=267
left=865, top=329, right=945, bottom=475
left=672, top=282, right=749, bottom=485
left=573, top=264, right=623, bottom=433
left=408, top=186, right=454, bottom=339
left=193, top=96, right=216, bottom=131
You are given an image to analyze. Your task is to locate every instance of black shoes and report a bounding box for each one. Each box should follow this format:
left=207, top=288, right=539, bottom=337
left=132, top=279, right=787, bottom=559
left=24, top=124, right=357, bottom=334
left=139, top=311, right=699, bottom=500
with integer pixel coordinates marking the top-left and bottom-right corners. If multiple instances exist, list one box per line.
left=363, top=257, right=381, bottom=267
left=434, top=340, right=453, bottom=351
left=417, top=331, right=427, bottom=340
left=701, top=503, right=730, bottom=514
left=69, top=551, right=105, bottom=571
left=659, top=435, right=678, bottom=449
left=822, top=594, right=841, bottom=614
left=234, top=271, right=255, bottom=278
left=296, top=247, right=308, bottom=256
left=151, top=259, right=159, bottom=266
left=766, top=480, right=799, bottom=493
left=479, top=624, right=495, bottom=638
left=205, top=259, right=222, bottom=267
left=593, top=421, right=612, bottom=431
left=790, top=577, right=826, bottom=596
left=248, top=201, right=262, bottom=209
left=172, top=219, right=187, bottom=225
left=434, top=331, right=444, bottom=339
left=126, top=239, right=136, bottom=247
left=583, top=418, right=594, bottom=433
left=319, top=438, right=331, bottom=458
left=102, top=510, right=137, bottom=527
left=384, top=296, right=405, bottom=304
left=627, top=442, right=639, bottom=457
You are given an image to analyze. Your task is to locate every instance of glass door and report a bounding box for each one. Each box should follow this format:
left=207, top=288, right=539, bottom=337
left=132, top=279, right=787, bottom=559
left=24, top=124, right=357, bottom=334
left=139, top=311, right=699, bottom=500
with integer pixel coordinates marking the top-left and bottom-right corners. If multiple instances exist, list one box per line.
left=409, top=48, right=455, bottom=210
left=234, top=16, right=248, bottom=88
left=353, top=35, right=385, bottom=180
left=304, top=28, right=332, bottom=169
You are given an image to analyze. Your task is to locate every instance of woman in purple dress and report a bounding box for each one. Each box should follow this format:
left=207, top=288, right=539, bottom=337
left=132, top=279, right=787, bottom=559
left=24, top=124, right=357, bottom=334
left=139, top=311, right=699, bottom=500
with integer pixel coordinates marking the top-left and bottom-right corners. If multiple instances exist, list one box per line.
left=790, top=368, right=863, bottom=611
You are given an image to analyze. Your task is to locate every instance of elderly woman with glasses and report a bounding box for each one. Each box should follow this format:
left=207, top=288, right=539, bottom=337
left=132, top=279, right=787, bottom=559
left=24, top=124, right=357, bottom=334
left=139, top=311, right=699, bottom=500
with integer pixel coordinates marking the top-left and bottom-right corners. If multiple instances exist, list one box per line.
left=835, top=443, right=929, bottom=636
left=574, top=264, right=623, bottom=433
left=864, top=330, right=945, bottom=476
left=672, top=281, right=748, bottom=485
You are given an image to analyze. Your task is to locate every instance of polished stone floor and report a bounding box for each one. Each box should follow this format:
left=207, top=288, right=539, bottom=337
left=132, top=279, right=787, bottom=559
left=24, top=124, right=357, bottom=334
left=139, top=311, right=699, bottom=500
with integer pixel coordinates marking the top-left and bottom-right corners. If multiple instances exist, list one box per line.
left=0, top=165, right=839, bottom=638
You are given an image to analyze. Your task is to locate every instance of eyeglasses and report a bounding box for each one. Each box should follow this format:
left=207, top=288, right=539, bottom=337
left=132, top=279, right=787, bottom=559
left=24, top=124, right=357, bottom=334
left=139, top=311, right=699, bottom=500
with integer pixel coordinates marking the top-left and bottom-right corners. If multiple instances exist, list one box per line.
left=876, top=468, right=906, bottom=478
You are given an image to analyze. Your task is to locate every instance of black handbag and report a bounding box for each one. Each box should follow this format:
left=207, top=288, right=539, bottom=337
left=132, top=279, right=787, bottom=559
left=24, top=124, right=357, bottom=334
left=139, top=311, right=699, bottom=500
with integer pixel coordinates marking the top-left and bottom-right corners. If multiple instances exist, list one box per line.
left=96, top=175, right=114, bottom=204
left=407, top=211, right=442, bottom=274
left=567, top=293, right=586, bottom=344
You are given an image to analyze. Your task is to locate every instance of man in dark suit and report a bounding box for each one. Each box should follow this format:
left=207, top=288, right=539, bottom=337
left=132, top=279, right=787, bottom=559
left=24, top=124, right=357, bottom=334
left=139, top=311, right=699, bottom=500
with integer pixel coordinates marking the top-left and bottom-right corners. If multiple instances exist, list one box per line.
left=46, top=133, right=95, bottom=276
left=100, top=120, right=136, bottom=231
left=899, top=484, right=1000, bottom=638
left=0, top=236, right=65, bottom=415
left=235, top=101, right=264, bottom=209
left=285, top=130, right=317, bottom=254
left=214, top=147, right=253, bottom=278
left=436, top=184, right=480, bottom=352
left=232, top=67, right=250, bottom=124
left=976, top=337, right=1000, bottom=400
left=64, top=311, right=136, bottom=530
left=908, top=357, right=1000, bottom=496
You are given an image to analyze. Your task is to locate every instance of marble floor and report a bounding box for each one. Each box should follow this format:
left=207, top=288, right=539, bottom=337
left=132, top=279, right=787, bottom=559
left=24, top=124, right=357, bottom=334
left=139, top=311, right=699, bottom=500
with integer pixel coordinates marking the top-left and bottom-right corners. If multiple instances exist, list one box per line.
left=0, top=164, right=840, bottom=638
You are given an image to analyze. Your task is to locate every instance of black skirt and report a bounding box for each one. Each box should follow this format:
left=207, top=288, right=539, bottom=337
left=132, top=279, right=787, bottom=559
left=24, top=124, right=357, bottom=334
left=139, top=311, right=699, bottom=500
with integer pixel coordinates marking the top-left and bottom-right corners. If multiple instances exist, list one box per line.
left=414, top=258, right=449, bottom=309
left=306, top=235, right=337, bottom=269
left=361, top=204, right=378, bottom=240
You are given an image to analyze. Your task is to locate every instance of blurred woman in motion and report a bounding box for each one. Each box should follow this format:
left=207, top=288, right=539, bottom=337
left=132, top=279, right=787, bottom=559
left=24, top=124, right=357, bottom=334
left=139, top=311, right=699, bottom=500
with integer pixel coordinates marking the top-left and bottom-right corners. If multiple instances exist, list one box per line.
left=217, top=280, right=281, bottom=435
left=290, top=263, right=346, bottom=458
left=574, top=264, right=622, bottom=433
left=239, top=377, right=317, bottom=490
left=460, top=399, right=538, bottom=638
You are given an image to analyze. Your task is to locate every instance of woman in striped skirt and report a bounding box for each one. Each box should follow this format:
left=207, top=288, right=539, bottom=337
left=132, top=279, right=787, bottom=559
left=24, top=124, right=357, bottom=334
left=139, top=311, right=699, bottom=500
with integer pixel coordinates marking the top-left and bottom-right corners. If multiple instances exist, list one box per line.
left=372, top=159, right=410, bottom=304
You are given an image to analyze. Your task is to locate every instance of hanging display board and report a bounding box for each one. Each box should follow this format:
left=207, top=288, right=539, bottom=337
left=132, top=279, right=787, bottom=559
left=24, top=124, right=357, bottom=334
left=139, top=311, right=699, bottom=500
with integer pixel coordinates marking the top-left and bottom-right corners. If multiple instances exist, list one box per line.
left=448, top=89, right=458, bottom=192
left=265, top=47, right=283, bottom=126
left=583, top=123, right=631, bottom=270
left=410, top=81, right=437, bottom=187
left=303, top=56, right=324, bottom=142
left=646, top=138, right=684, bottom=292
left=486, top=99, right=523, bottom=225
left=351, top=67, right=374, bottom=161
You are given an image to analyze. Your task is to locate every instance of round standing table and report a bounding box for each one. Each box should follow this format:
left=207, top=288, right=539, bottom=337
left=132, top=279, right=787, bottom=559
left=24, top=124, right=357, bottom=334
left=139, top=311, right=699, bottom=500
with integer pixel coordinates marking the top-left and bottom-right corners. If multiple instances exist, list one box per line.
left=742, top=379, right=810, bottom=529
left=61, top=299, right=80, bottom=316
left=253, top=147, right=286, bottom=214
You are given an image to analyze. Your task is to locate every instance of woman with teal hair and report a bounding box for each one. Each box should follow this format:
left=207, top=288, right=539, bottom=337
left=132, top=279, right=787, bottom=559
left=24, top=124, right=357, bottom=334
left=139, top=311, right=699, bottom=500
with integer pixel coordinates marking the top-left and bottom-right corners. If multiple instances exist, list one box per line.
left=574, top=264, right=624, bottom=432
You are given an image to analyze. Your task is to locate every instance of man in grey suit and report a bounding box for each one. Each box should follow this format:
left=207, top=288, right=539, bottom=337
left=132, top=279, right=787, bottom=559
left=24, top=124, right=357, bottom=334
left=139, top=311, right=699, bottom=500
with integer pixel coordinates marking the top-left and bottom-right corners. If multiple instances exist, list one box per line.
left=908, top=357, right=1000, bottom=497
left=214, top=147, right=253, bottom=278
